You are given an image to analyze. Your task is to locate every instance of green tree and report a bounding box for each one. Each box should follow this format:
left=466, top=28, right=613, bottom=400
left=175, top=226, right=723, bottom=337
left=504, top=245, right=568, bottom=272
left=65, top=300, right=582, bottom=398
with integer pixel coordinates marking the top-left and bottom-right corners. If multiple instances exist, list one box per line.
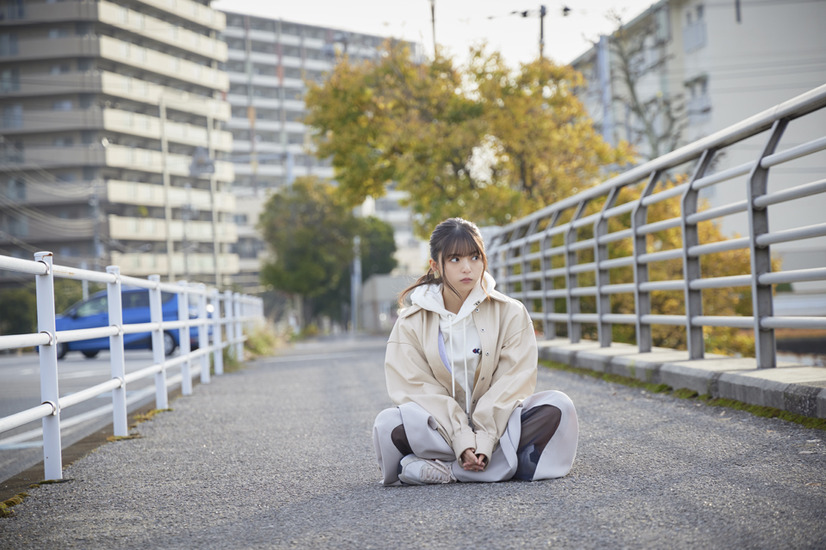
left=258, top=176, right=358, bottom=327
left=304, top=43, right=632, bottom=236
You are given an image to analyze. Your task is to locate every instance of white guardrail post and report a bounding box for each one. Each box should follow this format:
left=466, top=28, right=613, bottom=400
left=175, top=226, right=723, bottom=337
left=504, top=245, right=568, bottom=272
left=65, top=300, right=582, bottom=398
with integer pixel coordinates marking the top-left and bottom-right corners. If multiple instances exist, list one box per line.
left=233, top=292, right=243, bottom=361
left=210, top=289, right=224, bottom=375
left=106, top=265, right=128, bottom=437
left=35, top=251, right=63, bottom=480
left=223, top=289, right=233, bottom=359
left=197, top=284, right=210, bottom=384
left=148, top=274, right=168, bottom=409
left=177, top=281, right=192, bottom=395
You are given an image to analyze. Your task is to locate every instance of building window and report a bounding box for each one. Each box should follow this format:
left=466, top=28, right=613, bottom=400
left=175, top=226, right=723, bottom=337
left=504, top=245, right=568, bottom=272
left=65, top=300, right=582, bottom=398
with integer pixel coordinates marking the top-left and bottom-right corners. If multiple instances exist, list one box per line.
left=2, top=178, right=25, bottom=200
left=684, top=4, right=707, bottom=53
left=0, top=67, right=19, bottom=92
left=0, top=0, right=25, bottom=21
left=53, top=100, right=73, bottom=110
left=685, top=75, right=711, bottom=125
left=0, top=32, right=18, bottom=55
left=50, top=63, right=71, bottom=74
left=2, top=104, right=22, bottom=128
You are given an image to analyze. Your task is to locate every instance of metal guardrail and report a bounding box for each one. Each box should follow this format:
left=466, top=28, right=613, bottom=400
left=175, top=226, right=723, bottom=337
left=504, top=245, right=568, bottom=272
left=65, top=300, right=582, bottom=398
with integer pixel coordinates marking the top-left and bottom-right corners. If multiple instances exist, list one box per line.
left=487, top=84, right=826, bottom=369
left=0, top=251, right=264, bottom=480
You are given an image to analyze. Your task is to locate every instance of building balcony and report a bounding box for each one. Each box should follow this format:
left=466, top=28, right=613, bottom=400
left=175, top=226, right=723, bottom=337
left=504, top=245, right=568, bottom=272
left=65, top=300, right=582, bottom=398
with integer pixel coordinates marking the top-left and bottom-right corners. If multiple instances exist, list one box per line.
left=1, top=35, right=228, bottom=92
left=110, top=251, right=239, bottom=278
left=0, top=214, right=94, bottom=244
left=0, top=1, right=226, bottom=62
left=106, top=180, right=236, bottom=214
left=132, top=0, right=225, bottom=32
left=0, top=144, right=234, bottom=182
left=108, top=215, right=238, bottom=243
left=0, top=107, right=232, bottom=152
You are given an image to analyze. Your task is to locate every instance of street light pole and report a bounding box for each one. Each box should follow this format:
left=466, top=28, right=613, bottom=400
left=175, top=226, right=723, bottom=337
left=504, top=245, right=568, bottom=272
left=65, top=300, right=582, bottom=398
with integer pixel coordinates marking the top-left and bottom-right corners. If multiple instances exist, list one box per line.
left=429, top=0, right=437, bottom=56
left=539, top=4, right=546, bottom=59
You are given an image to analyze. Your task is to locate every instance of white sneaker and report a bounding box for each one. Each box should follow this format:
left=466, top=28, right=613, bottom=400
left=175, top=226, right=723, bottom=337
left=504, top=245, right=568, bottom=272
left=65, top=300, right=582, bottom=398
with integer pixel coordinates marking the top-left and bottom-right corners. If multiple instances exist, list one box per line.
left=398, top=455, right=456, bottom=485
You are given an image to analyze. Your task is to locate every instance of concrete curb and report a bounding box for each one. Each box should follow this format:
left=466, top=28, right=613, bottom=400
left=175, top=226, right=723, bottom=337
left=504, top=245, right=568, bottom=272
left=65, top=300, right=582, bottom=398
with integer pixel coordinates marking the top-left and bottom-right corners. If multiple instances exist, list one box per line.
left=538, top=339, right=826, bottom=419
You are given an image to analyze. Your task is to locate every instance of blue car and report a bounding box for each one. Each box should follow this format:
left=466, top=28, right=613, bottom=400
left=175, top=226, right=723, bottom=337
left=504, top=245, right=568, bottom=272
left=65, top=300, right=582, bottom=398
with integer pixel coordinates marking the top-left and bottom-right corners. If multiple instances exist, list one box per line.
left=55, top=288, right=201, bottom=359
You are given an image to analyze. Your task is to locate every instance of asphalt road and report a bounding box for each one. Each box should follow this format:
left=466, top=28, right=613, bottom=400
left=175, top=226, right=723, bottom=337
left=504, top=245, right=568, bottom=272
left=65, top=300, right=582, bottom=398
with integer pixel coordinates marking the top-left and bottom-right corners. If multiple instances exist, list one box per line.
left=1, top=335, right=824, bottom=549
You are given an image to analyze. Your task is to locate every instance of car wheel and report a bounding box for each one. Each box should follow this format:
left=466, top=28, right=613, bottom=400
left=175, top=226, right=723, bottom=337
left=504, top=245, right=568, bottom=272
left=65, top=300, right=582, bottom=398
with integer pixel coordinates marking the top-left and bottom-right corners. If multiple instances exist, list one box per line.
left=56, top=343, right=68, bottom=360
left=163, top=331, right=177, bottom=356
left=82, top=350, right=100, bottom=359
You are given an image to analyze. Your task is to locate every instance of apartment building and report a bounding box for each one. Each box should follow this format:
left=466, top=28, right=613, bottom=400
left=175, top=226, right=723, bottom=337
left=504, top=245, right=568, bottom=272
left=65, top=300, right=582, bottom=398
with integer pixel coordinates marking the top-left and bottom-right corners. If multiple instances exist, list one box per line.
left=220, top=12, right=426, bottom=293
left=571, top=0, right=826, bottom=291
left=0, top=0, right=237, bottom=287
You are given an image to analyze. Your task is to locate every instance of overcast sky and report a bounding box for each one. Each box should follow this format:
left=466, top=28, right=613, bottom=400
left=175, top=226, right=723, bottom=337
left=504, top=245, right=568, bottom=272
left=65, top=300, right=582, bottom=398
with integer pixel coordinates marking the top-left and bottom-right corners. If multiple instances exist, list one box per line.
left=212, top=0, right=657, bottom=66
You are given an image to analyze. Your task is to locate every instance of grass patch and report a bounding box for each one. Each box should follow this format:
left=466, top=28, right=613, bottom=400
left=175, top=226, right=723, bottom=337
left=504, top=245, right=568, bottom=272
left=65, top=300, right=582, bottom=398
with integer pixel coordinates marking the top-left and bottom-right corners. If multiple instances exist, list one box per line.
left=106, top=434, right=141, bottom=442
left=0, top=493, right=27, bottom=518
left=540, top=359, right=826, bottom=431
left=132, top=408, right=172, bottom=424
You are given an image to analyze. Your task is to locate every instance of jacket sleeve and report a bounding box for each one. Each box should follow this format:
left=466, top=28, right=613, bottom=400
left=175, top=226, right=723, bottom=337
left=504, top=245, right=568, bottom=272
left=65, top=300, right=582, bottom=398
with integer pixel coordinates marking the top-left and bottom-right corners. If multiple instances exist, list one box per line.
left=471, top=303, right=538, bottom=459
left=385, top=318, right=477, bottom=460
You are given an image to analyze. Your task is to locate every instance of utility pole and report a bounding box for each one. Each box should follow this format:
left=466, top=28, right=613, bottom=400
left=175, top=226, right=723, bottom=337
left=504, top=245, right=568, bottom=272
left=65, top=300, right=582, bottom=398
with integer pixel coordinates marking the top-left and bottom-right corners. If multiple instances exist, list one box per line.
left=429, top=0, right=437, bottom=56
left=539, top=4, right=546, bottom=59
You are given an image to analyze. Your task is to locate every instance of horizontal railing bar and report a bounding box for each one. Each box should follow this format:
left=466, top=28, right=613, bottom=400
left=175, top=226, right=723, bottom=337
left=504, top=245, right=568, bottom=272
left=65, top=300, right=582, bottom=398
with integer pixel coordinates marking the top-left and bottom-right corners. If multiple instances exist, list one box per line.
left=572, top=212, right=602, bottom=229
left=601, top=283, right=636, bottom=294
left=602, top=314, right=637, bottom=324
left=598, top=256, right=634, bottom=269
left=686, top=200, right=748, bottom=224
left=761, top=135, right=826, bottom=169
left=688, top=238, right=750, bottom=256
left=52, top=264, right=116, bottom=284
left=760, top=267, right=826, bottom=284
left=569, top=262, right=596, bottom=274
left=597, top=228, right=633, bottom=244
left=0, top=255, right=48, bottom=276
left=753, top=177, right=826, bottom=209
left=57, top=326, right=118, bottom=343
left=0, top=403, right=55, bottom=434
left=756, top=223, right=826, bottom=246
left=123, top=364, right=164, bottom=385
left=641, top=183, right=688, bottom=206
left=639, top=315, right=686, bottom=326
left=692, top=160, right=753, bottom=190
left=602, top=201, right=637, bottom=218
left=639, top=280, right=685, bottom=292
left=0, top=333, right=51, bottom=351
left=60, top=378, right=122, bottom=410
left=637, top=216, right=682, bottom=235
left=638, top=249, right=684, bottom=264
left=570, top=287, right=597, bottom=297
left=761, top=316, right=826, bottom=329
left=689, top=275, right=752, bottom=289
left=567, top=238, right=596, bottom=252
left=571, top=313, right=599, bottom=323
left=692, top=316, right=754, bottom=328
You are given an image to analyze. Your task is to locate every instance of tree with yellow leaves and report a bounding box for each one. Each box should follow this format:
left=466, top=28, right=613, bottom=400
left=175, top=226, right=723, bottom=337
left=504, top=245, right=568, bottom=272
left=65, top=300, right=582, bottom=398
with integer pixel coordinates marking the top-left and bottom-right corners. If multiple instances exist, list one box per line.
left=304, top=43, right=633, bottom=236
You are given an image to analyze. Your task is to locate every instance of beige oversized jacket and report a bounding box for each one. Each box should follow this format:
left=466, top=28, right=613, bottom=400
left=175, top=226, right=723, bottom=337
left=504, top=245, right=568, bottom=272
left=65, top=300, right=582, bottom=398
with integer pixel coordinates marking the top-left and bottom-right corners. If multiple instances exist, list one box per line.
left=384, top=288, right=538, bottom=461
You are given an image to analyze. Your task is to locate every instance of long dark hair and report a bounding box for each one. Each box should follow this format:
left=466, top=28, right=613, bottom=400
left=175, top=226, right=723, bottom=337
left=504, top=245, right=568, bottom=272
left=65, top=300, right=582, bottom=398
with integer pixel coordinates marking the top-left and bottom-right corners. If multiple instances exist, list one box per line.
left=399, top=218, right=489, bottom=306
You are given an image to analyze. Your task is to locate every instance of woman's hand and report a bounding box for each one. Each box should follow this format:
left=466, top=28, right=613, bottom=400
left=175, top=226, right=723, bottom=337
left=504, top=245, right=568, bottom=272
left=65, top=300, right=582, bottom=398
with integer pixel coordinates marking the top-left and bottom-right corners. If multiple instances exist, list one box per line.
left=460, top=448, right=488, bottom=471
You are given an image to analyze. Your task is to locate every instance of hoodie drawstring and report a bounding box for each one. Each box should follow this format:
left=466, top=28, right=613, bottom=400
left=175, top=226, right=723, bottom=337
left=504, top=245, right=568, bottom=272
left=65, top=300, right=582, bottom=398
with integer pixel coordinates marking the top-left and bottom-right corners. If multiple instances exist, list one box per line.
left=448, top=316, right=455, bottom=399
left=462, top=318, right=470, bottom=413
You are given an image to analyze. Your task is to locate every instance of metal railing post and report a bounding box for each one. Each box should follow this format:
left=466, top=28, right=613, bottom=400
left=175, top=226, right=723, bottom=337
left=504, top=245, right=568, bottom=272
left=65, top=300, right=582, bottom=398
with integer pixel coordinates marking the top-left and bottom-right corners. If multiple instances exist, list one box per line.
left=564, top=202, right=588, bottom=343
left=148, top=274, right=168, bottom=410
left=177, top=281, right=192, bottom=395
left=749, top=119, right=788, bottom=368
left=210, top=289, right=224, bottom=375
left=631, top=171, right=661, bottom=353
left=197, top=284, right=210, bottom=384
left=681, top=150, right=716, bottom=359
left=35, top=251, right=62, bottom=480
left=233, top=292, right=243, bottom=360
left=595, top=188, right=620, bottom=347
left=223, top=289, right=233, bottom=358
left=106, top=265, right=128, bottom=437
left=538, top=216, right=556, bottom=338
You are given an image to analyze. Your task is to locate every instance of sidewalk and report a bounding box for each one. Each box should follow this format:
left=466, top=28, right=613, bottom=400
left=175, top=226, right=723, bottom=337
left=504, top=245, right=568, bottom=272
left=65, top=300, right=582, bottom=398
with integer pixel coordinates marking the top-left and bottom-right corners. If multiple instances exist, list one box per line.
left=538, top=338, right=826, bottom=419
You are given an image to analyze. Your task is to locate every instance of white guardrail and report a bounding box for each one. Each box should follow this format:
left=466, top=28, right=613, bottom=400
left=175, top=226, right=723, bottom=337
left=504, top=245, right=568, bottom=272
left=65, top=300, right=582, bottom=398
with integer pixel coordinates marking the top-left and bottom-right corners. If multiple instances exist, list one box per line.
left=0, top=252, right=264, bottom=480
left=487, top=84, right=826, bottom=369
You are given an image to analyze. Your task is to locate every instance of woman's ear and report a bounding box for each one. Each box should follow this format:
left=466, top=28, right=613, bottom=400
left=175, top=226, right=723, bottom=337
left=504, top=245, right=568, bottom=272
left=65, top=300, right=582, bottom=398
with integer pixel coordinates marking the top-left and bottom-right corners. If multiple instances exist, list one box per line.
left=429, top=258, right=438, bottom=273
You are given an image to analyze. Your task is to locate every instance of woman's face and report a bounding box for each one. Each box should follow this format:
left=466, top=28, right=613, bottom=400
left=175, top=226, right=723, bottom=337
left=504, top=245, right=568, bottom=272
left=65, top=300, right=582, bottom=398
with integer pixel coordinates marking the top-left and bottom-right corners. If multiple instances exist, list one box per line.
left=434, top=252, right=484, bottom=299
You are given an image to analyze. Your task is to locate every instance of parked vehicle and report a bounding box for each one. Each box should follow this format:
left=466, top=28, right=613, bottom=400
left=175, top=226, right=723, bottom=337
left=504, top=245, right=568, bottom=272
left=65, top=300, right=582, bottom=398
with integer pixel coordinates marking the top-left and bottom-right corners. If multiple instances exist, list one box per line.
left=54, top=288, right=202, bottom=359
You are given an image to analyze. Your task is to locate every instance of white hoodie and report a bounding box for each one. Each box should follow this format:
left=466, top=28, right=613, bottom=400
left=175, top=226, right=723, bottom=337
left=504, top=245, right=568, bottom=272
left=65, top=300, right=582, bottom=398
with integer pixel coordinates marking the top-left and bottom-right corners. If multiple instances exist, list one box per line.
left=408, top=272, right=495, bottom=415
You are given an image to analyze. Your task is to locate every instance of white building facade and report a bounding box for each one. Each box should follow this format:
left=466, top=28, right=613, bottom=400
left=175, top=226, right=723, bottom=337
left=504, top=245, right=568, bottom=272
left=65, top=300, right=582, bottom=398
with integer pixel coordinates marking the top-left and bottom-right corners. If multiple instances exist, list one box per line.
left=220, top=12, right=426, bottom=293
left=571, top=0, right=826, bottom=292
left=0, top=0, right=236, bottom=286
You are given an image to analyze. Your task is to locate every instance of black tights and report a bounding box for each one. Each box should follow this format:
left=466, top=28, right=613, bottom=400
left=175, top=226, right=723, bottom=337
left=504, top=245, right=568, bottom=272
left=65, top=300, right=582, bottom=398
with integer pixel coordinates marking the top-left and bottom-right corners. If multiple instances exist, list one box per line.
left=390, top=404, right=562, bottom=460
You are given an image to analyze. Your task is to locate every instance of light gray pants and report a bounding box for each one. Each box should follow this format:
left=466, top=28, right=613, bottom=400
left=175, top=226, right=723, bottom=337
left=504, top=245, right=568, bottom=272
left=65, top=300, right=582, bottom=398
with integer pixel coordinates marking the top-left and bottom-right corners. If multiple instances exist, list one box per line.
left=372, top=390, right=578, bottom=485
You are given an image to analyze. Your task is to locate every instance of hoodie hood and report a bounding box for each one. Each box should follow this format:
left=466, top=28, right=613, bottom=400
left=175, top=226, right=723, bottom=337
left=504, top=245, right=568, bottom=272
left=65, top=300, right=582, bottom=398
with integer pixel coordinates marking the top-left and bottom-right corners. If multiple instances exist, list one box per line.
left=409, top=271, right=496, bottom=324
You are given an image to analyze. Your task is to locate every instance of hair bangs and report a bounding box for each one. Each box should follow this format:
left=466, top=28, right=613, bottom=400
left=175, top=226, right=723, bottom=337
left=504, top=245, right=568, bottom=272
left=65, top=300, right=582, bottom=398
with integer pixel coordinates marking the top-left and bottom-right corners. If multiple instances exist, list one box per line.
left=442, top=229, right=482, bottom=260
